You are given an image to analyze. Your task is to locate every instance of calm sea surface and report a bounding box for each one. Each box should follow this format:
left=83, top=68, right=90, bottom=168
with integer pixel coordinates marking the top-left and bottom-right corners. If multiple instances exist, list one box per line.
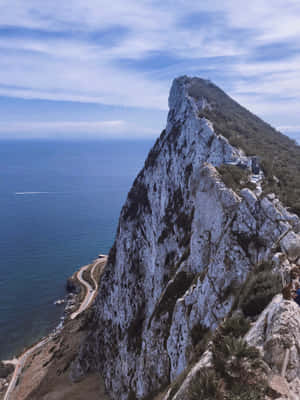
left=0, top=139, right=153, bottom=360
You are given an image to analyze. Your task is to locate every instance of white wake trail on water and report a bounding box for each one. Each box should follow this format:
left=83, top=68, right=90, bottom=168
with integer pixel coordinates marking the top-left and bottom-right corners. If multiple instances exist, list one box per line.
left=15, top=192, right=65, bottom=195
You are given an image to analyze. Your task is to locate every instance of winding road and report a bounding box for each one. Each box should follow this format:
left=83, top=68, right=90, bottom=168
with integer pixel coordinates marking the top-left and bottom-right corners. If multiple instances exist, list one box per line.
left=3, top=255, right=107, bottom=400
left=71, top=256, right=106, bottom=320
left=3, top=337, right=50, bottom=400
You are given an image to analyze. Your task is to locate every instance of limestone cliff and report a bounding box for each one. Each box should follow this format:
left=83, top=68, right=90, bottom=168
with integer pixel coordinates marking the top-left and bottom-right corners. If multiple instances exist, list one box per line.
left=73, top=76, right=300, bottom=399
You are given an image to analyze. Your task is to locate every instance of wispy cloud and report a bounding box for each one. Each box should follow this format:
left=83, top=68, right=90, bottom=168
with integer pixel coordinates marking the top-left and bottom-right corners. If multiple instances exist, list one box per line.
left=0, top=0, right=254, bottom=109
left=0, top=0, right=300, bottom=138
left=0, top=120, right=157, bottom=139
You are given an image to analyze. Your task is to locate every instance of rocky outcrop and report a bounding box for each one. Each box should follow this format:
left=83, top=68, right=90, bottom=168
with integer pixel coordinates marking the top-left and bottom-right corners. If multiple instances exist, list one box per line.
left=245, top=295, right=300, bottom=400
left=0, top=361, right=13, bottom=395
left=72, top=76, right=300, bottom=399
left=66, top=277, right=80, bottom=294
left=0, top=361, right=13, bottom=379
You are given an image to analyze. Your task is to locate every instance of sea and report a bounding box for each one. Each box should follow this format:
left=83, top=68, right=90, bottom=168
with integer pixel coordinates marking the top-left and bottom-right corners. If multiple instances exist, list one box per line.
left=0, top=139, right=153, bottom=360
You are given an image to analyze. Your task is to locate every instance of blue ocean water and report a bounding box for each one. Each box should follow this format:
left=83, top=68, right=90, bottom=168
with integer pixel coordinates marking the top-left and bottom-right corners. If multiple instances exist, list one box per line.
left=0, top=139, right=153, bottom=360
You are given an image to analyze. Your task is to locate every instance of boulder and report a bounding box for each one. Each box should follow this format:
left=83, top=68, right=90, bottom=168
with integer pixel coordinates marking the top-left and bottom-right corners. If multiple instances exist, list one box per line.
left=246, top=295, right=300, bottom=399
left=267, top=375, right=289, bottom=398
left=280, top=231, right=300, bottom=261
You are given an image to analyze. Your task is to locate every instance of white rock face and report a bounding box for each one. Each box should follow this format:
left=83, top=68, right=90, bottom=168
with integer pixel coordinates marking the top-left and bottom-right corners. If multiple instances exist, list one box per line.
left=73, top=76, right=300, bottom=400
left=246, top=295, right=300, bottom=399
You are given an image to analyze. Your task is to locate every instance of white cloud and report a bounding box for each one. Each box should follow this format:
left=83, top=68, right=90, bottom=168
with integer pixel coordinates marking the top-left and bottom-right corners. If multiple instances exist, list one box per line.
left=277, top=125, right=300, bottom=132
left=0, top=0, right=300, bottom=138
left=0, top=120, right=158, bottom=139
left=201, top=0, right=300, bottom=45
left=228, top=54, right=300, bottom=126
left=0, top=37, right=169, bottom=109
left=0, top=0, right=249, bottom=110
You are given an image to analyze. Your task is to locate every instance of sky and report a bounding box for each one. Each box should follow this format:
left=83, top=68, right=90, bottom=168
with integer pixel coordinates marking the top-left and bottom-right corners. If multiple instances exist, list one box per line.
left=0, top=0, right=300, bottom=141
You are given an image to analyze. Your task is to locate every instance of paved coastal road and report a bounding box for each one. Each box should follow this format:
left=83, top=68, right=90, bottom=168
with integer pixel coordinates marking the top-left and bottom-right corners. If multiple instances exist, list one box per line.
left=70, top=255, right=107, bottom=320
left=3, top=255, right=107, bottom=400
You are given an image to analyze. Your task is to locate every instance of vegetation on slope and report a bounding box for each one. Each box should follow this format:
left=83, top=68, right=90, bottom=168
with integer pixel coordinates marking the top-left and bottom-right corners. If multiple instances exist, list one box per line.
left=238, top=269, right=282, bottom=317
left=227, top=261, right=282, bottom=318
left=186, top=316, right=267, bottom=400
left=188, top=78, right=300, bottom=214
left=167, top=261, right=282, bottom=400
left=216, top=164, right=256, bottom=193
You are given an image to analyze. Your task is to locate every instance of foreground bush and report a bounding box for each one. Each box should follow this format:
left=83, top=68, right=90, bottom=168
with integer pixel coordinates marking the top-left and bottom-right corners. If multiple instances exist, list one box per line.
left=188, top=369, right=224, bottom=400
left=239, top=270, right=282, bottom=317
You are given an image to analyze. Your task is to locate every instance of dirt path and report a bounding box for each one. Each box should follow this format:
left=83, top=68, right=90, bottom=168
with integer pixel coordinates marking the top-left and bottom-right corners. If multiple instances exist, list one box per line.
left=3, top=338, right=50, bottom=400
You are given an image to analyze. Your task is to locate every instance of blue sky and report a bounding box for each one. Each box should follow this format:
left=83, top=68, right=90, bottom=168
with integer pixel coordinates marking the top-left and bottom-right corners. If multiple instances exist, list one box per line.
left=1, top=0, right=300, bottom=141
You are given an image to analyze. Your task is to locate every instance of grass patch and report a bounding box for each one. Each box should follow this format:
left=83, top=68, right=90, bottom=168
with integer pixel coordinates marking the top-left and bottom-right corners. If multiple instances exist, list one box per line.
left=217, top=165, right=256, bottom=193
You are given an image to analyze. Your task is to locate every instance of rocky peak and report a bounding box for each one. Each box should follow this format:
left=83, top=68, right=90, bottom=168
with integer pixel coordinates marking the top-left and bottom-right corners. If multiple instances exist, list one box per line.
left=166, top=76, right=245, bottom=165
left=72, top=76, right=300, bottom=400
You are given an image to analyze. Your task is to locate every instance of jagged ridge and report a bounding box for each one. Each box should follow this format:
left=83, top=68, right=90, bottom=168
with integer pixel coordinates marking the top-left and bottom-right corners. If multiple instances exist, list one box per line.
left=72, top=76, right=300, bottom=400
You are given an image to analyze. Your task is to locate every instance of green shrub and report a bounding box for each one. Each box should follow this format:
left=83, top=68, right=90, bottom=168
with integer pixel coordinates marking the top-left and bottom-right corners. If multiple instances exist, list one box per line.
left=191, top=323, right=210, bottom=347
left=189, top=323, right=212, bottom=364
left=239, top=270, right=282, bottom=317
left=218, top=336, right=259, bottom=361
left=219, top=315, right=251, bottom=338
left=188, top=369, right=223, bottom=400
left=211, top=334, right=266, bottom=399
left=213, top=335, right=258, bottom=375
left=167, top=313, right=266, bottom=400
left=217, top=165, right=250, bottom=193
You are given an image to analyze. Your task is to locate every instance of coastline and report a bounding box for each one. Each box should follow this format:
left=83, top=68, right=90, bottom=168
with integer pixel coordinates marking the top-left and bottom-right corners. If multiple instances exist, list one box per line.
left=0, top=255, right=107, bottom=400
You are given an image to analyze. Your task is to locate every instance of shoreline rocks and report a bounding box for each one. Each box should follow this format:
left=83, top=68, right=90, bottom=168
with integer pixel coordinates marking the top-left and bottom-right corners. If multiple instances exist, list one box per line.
left=66, top=276, right=81, bottom=294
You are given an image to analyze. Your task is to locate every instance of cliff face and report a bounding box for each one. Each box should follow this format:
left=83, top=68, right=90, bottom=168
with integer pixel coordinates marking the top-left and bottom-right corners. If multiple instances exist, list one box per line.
left=73, top=77, right=300, bottom=399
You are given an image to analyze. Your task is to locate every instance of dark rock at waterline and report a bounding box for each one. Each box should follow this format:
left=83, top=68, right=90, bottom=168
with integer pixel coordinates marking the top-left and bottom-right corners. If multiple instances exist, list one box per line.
left=66, top=277, right=80, bottom=294
left=0, top=361, right=14, bottom=378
